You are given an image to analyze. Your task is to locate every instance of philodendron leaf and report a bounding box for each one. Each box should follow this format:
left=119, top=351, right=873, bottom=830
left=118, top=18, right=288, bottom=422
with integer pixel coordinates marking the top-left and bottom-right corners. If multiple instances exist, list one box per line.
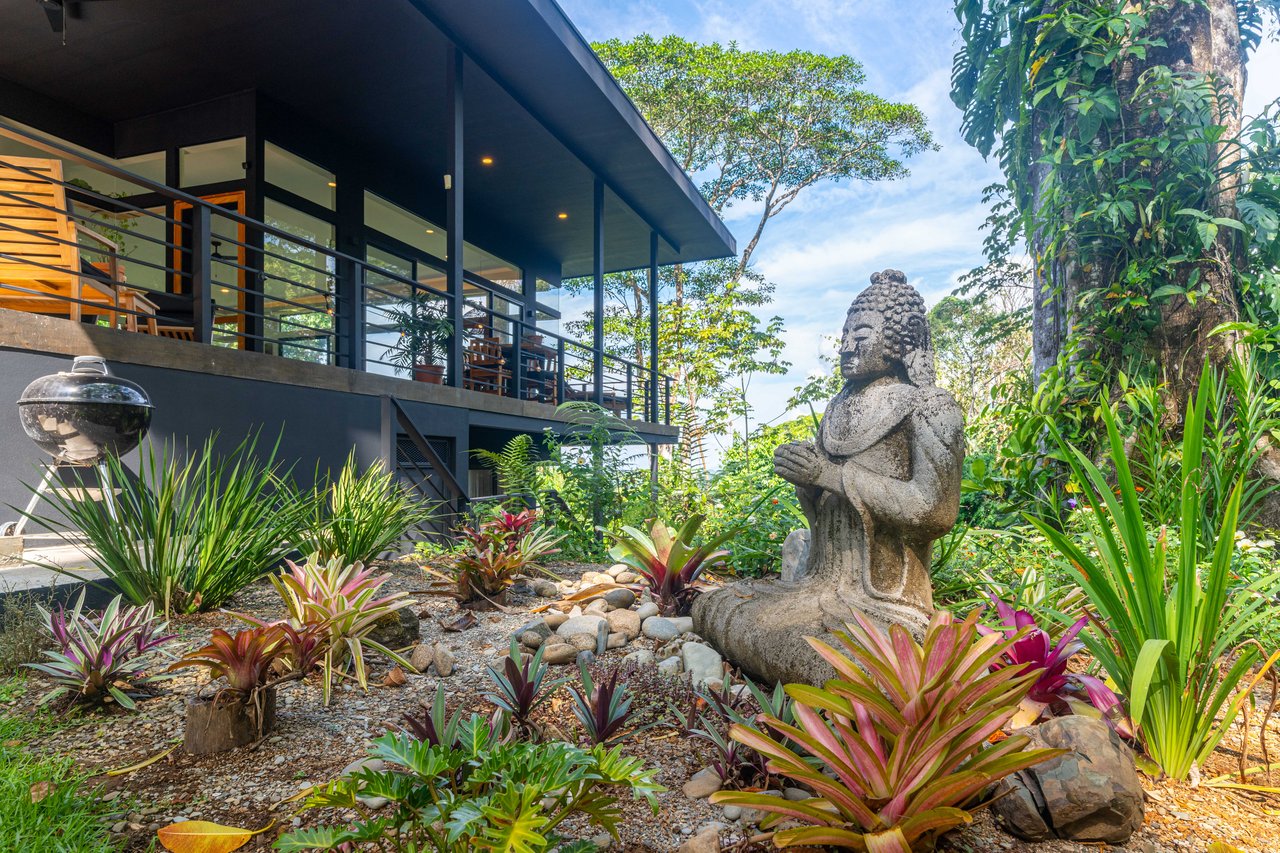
left=156, top=820, right=269, bottom=853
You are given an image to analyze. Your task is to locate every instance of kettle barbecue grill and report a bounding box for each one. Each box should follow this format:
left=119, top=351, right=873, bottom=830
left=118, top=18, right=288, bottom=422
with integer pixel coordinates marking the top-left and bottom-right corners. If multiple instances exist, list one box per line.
left=3, top=356, right=153, bottom=537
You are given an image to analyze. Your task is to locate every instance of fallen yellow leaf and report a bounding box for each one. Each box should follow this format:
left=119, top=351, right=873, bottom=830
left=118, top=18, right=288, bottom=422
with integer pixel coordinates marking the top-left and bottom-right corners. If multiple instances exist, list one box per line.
left=156, top=820, right=270, bottom=853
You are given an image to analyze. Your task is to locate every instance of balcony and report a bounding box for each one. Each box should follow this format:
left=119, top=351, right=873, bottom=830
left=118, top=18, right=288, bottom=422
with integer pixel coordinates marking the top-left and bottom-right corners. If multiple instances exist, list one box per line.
left=0, top=126, right=672, bottom=425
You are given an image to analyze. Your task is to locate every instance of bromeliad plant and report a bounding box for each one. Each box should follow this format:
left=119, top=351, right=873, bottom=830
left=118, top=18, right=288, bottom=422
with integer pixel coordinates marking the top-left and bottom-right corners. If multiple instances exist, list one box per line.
left=677, top=674, right=797, bottom=790
left=1030, top=365, right=1280, bottom=781
left=275, top=715, right=663, bottom=853
left=979, top=596, right=1133, bottom=736
left=606, top=514, right=736, bottom=616
left=243, top=555, right=415, bottom=706
left=710, top=609, right=1064, bottom=852
left=483, top=639, right=566, bottom=740
left=168, top=622, right=327, bottom=704
left=28, top=591, right=174, bottom=710
left=301, top=451, right=436, bottom=565
left=429, top=509, right=563, bottom=606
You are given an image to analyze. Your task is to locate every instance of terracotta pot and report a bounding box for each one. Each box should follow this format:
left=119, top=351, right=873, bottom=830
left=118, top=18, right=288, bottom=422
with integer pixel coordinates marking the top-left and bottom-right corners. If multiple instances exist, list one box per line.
left=523, top=334, right=544, bottom=347
left=414, top=363, right=445, bottom=384
left=183, top=688, right=277, bottom=754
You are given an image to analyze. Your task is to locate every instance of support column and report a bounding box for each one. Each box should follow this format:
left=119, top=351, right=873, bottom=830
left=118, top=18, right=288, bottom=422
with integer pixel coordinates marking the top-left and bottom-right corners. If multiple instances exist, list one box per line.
left=648, top=230, right=659, bottom=423
left=445, top=44, right=466, bottom=387
left=592, top=177, right=605, bottom=406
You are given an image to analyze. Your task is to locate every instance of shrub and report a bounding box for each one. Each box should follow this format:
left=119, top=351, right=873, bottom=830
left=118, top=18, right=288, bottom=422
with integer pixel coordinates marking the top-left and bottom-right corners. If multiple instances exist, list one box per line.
left=275, top=717, right=663, bottom=852
left=606, top=514, right=734, bottom=615
left=27, top=591, right=173, bottom=710
left=300, top=450, right=435, bottom=564
left=0, top=590, right=52, bottom=677
left=0, top=715, right=121, bottom=852
left=429, top=509, right=562, bottom=605
left=710, top=609, right=1064, bottom=851
left=1031, top=366, right=1280, bottom=781
left=33, top=433, right=307, bottom=616
left=242, top=556, right=414, bottom=706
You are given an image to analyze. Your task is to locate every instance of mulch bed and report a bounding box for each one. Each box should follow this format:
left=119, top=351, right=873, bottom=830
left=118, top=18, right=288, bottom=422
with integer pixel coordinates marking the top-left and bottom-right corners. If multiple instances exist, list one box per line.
left=6, top=560, right=1279, bottom=852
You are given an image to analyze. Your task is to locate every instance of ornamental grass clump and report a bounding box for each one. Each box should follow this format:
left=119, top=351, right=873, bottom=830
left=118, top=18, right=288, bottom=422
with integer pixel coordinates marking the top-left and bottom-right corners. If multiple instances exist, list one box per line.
left=27, top=591, right=174, bottom=709
left=301, top=450, right=436, bottom=564
left=710, top=609, right=1064, bottom=852
left=243, top=555, right=415, bottom=706
left=1031, top=363, right=1280, bottom=781
left=34, top=432, right=307, bottom=616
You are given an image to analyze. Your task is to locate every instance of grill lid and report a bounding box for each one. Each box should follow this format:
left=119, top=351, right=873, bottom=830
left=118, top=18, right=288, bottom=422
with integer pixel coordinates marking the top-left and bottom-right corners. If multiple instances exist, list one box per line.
left=18, top=356, right=153, bottom=409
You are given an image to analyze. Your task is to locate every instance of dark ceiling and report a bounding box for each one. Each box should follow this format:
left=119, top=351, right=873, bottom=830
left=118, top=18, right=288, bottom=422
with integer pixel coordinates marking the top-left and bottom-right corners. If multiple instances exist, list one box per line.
left=0, top=0, right=734, bottom=278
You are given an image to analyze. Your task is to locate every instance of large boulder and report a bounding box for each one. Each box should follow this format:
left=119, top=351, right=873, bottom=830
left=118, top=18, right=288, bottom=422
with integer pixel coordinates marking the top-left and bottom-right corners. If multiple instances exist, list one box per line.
left=366, top=605, right=420, bottom=649
left=993, top=716, right=1144, bottom=844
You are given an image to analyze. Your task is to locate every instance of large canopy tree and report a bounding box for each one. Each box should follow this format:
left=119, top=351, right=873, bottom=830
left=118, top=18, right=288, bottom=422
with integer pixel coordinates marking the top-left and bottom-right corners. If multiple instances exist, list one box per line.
left=569, top=36, right=935, bottom=453
left=951, top=0, right=1280, bottom=412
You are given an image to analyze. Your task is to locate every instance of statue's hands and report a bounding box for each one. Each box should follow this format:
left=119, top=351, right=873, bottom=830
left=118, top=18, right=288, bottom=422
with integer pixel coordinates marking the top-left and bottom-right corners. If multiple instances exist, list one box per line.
left=774, top=441, right=824, bottom=488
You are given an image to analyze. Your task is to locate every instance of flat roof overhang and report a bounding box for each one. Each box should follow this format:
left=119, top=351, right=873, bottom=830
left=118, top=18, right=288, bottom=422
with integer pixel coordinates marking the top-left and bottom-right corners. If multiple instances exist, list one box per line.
left=0, top=0, right=735, bottom=277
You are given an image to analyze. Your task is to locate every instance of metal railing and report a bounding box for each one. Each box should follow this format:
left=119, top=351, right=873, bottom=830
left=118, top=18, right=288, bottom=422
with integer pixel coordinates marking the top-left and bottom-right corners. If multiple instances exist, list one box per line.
left=0, top=120, right=673, bottom=425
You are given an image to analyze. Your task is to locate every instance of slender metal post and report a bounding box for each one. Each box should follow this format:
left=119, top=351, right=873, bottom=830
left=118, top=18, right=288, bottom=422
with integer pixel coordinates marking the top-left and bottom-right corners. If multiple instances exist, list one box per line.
left=556, top=339, right=566, bottom=405
left=8, top=464, right=60, bottom=537
left=510, top=316, right=524, bottom=400
left=445, top=44, right=466, bottom=387
left=190, top=204, right=213, bottom=344
left=648, top=230, right=659, bottom=423
left=592, top=178, right=605, bottom=406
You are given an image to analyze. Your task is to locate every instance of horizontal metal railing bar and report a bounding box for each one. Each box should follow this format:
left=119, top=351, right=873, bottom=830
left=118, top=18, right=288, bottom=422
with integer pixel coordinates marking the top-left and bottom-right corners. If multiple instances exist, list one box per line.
left=0, top=156, right=188, bottom=229
left=209, top=228, right=343, bottom=282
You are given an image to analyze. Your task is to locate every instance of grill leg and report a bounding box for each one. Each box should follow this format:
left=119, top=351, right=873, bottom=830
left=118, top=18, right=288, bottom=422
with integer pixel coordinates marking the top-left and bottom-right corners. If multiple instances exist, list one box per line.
left=96, top=461, right=119, bottom=524
left=5, top=464, right=60, bottom=538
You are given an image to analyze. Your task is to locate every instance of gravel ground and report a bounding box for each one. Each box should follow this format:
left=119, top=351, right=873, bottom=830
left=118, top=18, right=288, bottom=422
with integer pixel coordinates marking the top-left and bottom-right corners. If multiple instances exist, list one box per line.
left=6, top=560, right=1279, bottom=852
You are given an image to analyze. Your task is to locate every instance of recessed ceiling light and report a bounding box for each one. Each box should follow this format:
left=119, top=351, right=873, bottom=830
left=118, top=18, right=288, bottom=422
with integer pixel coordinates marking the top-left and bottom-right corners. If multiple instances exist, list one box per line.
left=481, top=156, right=494, bottom=165
left=557, top=212, right=569, bottom=220
left=326, top=181, right=336, bottom=188
left=426, top=229, right=435, bottom=234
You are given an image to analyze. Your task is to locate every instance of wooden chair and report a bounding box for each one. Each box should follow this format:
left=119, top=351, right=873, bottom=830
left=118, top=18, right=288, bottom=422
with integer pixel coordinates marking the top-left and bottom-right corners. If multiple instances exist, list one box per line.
left=0, top=156, right=122, bottom=322
left=464, top=336, right=510, bottom=395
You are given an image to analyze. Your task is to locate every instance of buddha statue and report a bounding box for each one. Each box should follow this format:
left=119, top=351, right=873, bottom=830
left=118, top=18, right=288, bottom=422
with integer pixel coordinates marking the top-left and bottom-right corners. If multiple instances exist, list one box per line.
left=693, top=270, right=964, bottom=686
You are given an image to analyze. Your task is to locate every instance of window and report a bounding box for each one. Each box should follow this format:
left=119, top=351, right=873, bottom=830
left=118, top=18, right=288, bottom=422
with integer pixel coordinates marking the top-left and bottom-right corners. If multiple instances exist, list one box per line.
left=265, top=143, right=335, bottom=209
left=180, top=138, right=245, bottom=188
left=263, top=199, right=336, bottom=364
left=464, top=241, right=520, bottom=291
left=364, top=191, right=446, bottom=259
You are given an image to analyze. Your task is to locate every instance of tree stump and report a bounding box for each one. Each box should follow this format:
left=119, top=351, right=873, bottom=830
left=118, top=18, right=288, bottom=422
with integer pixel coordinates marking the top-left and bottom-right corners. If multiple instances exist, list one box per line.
left=183, top=688, right=277, bottom=754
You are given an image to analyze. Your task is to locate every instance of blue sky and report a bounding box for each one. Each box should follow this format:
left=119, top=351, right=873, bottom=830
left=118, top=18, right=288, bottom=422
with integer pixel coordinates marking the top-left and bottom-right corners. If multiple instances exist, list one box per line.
left=556, top=0, right=1280, bottom=454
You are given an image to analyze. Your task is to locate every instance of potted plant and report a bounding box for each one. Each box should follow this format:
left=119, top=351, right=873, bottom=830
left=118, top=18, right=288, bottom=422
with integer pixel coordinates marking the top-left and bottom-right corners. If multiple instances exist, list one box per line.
left=169, top=622, right=325, bottom=753
left=384, top=298, right=453, bottom=383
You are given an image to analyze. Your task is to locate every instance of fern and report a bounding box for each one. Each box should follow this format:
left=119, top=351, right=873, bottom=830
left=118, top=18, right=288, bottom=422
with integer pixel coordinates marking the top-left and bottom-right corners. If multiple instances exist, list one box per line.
left=473, top=434, right=539, bottom=503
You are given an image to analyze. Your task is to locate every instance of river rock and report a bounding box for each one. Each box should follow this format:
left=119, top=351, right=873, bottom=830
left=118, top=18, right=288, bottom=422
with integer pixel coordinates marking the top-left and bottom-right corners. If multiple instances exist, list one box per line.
left=544, top=611, right=570, bottom=629
left=681, top=642, right=724, bottom=685
left=409, top=643, right=433, bottom=674
left=584, top=599, right=612, bottom=617
left=432, top=644, right=455, bottom=677
left=557, top=615, right=606, bottom=641
left=520, top=631, right=545, bottom=649
left=542, top=644, right=578, bottom=665
left=657, top=656, right=683, bottom=676
left=643, top=617, right=681, bottom=641
left=615, top=571, right=641, bottom=584
left=606, top=632, right=628, bottom=650
left=670, top=616, right=694, bottom=634
left=568, top=633, right=598, bottom=652
left=993, top=716, right=1144, bottom=843
left=606, top=608, right=641, bottom=641
left=367, top=605, right=419, bottom=649
left=678, top=825, right=722, bottom=853
left=606, top=563, right=628, bottom=578
left=530, top=578, right=560, bottom=598
left=636, top=601, right=660, bottom=621
left=682, top=767, right=722, bottom=799
left=603, top=588, right=636, bottom=609
left=622, top=649, right=655, bottom=668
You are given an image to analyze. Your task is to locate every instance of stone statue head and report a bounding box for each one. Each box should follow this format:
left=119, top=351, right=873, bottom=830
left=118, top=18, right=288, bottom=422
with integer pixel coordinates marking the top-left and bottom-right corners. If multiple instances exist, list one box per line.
left=839, top=269, right=935, bottom=386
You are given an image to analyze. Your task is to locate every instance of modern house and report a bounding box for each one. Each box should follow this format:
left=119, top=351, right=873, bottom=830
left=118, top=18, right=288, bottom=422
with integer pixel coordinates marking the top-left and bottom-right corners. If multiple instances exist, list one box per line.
left=0, top=0, right=735, bottom=530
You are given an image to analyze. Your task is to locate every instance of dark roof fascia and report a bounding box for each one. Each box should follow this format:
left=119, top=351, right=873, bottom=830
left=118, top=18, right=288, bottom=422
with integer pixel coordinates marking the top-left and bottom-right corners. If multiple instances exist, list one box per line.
left=406, top=0, right=736, bottom=262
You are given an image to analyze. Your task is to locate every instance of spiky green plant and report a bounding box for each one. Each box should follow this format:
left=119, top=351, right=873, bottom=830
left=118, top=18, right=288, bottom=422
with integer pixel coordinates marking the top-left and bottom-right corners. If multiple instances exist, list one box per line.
left=1030, top=362, right=1280, bottom=781
left=275, top=715, right=663, bottom=852
left=710, top=609, right=1063, bottom=851
left=301, top=450, right=436, bottom=564
left=32, top=432, right=306, bottom=616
